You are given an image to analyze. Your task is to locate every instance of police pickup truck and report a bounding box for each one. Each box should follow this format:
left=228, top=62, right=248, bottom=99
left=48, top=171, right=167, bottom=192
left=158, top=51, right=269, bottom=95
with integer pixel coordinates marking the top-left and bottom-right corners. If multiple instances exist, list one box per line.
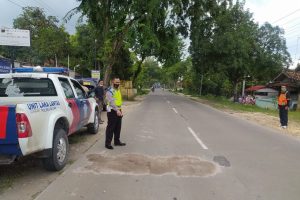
left=0, top=67, right=99, bottom=171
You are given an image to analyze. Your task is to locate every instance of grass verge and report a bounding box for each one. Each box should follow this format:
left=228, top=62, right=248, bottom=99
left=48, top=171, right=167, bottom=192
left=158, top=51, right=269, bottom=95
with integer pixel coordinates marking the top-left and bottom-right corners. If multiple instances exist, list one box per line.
left=184, top=92, right=300, bottom=123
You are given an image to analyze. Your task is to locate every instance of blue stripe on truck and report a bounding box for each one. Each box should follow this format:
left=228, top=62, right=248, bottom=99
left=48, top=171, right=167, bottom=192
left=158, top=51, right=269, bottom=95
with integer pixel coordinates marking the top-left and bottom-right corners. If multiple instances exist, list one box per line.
left=0, top=106, right=23, bottom=156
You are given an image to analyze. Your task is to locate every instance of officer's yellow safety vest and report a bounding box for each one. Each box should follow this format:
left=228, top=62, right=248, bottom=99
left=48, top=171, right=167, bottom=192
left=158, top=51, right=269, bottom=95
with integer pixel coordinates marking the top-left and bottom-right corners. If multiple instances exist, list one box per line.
left=113, top=89, right=123, bottom=107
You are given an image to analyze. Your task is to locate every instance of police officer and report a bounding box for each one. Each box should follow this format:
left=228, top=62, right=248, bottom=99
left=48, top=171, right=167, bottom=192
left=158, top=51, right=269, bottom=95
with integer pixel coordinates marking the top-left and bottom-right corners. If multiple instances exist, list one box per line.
left=278, top=85, right=290, bottom=129
left=105, top=77, right=126, bottom=149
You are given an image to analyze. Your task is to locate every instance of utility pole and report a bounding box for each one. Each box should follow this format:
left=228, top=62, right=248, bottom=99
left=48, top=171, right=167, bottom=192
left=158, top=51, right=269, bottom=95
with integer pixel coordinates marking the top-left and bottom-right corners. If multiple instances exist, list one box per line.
left=242, top=75, right=250, bottom=97
left=55, top=54, right=57, bottom=67
left=242, top=79, right=246, bottom=97
left=10, top=46, right=15, bottom=69
left=94, top=39, right=97, bottom=70
left=67, top=54, right=70, bottom=71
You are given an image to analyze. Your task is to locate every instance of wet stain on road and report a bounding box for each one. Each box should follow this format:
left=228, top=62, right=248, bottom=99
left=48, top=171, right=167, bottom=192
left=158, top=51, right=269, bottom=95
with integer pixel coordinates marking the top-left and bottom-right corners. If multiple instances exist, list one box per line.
left=81, top=153, right=217, bottom=177
left=213, top=156, right=230, bottom=167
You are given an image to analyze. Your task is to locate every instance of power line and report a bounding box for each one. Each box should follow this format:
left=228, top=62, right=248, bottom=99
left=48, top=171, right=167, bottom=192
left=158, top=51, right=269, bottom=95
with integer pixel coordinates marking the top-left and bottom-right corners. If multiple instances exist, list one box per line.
left=40, top=0, right=58, bottom=14
left=30, top=0, right=78, bottom=29
left=284, top=24, right=300, bottom=35
left=30, top=0, right=61, bottom=18
left=7, top=0, right=78, bottom=34
left=276, top=16, right=300, bottom=27
left=284, top=28, right=300, bottom=38
left=6, top=0, right=23, bottom=8
left=285, top=23, right=300, bottom=32
left=272, top=8, right=300, bottom=24
left=285, top=31, right=300, bottom=38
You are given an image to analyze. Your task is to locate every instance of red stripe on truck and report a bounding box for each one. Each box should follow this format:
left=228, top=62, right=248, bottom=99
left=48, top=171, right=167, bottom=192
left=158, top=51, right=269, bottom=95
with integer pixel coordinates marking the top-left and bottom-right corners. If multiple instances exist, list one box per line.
left=0, top=107, right=9, bottom=139
left=67, top=99, right=80, bottom=134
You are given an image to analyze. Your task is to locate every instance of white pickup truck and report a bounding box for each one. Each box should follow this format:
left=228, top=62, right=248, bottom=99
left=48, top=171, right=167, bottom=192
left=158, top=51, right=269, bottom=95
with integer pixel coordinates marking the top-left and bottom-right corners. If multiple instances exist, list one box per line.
left=0, top=71, right=99, bottom=171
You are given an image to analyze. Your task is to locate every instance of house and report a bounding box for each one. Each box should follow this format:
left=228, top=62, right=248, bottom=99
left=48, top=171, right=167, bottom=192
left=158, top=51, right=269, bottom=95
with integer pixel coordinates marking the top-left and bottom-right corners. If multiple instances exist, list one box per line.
left=268, top=69, right=300, bottom=110
left=245, top=85, right=278, bottom=109
left=245, top=85, right=277, bottom=99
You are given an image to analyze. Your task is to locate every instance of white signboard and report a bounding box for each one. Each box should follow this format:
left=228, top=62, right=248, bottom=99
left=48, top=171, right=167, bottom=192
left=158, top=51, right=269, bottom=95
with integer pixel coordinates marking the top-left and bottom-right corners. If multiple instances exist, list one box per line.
left=0, top=28, right=30, bottom=47
left=91, top=70, right=100, bottom=79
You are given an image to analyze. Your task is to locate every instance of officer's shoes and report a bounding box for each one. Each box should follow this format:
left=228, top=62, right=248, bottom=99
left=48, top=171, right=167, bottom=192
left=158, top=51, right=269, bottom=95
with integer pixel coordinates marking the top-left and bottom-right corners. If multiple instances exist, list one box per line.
left=105, top=145, right=114, bottom=150
left=114, top=142, right=126, bottom=146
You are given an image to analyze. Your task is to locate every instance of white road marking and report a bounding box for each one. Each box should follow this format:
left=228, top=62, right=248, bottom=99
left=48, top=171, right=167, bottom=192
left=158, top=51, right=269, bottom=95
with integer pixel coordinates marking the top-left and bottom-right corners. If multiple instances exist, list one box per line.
left=172, top=108, right=178, bottom=114
left=187, top=127, right=208, bottom=150
left=167, top=101, right=171, bottom=104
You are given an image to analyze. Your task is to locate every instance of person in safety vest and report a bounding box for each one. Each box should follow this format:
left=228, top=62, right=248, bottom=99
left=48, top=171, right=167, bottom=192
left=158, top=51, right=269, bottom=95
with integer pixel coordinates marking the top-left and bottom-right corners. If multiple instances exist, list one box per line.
left=104, top=77, right=126, bottom=149
left=278, top=86, right=290, bottom=129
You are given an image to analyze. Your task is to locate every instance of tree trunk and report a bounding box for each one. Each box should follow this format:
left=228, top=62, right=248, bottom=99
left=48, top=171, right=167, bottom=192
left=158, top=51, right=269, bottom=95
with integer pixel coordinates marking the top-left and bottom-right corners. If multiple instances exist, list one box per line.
left=102, top=13, right=142, bottom=87
left=104, top=64, right=112, bottom=87
left=132, top=56, right=145, bottom=85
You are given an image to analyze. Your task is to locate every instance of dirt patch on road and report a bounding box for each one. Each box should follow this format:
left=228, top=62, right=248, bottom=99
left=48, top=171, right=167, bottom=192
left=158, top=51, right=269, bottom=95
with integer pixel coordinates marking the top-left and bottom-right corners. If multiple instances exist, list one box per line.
left=80, top=153, right=218, bottom=177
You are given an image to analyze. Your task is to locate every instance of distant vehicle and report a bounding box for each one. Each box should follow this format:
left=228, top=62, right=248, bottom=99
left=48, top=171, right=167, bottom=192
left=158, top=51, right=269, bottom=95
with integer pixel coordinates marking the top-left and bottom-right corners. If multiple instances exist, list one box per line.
left=76, top=78, right=97, bottom=91
left=0, top=68, right=99, bottom=171
left=151, top=86, right=155, bottom=92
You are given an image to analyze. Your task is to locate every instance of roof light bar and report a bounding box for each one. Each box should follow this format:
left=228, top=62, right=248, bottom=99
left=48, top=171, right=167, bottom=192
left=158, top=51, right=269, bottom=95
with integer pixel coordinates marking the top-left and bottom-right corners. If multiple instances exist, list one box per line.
left=13, top=67, right=68, bottom=74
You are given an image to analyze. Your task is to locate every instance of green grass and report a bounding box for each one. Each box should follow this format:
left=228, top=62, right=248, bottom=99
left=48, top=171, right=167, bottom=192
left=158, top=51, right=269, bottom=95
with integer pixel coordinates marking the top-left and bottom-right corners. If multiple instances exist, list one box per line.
left=184, top=92, right=300, bottom=123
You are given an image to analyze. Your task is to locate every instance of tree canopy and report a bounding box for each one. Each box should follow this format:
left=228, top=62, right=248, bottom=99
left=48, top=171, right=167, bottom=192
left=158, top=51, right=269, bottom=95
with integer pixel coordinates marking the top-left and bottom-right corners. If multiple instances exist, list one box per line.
left=0, top=1, right=292, bottom=99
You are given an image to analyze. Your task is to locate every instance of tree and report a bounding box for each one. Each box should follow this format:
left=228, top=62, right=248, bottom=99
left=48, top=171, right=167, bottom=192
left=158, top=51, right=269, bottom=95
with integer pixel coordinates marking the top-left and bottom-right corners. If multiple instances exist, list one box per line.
left=68, top=23, right=134, bottom=79
left=110, top=46, right=134, bottom=80
left=11, top=7, right=70, bottom=66
left=212, top=2, right=258, bottom=100
left=135, top=58, right=162, bottom=89
left=67, top=0, right=188, bottom=86
left=69, top=24, right=97, bottom=76
left=253, top=22, right=291, bottom=82
left=189, top=1, right=291, bottom=99
left=35, top=26, right=69, bottom=65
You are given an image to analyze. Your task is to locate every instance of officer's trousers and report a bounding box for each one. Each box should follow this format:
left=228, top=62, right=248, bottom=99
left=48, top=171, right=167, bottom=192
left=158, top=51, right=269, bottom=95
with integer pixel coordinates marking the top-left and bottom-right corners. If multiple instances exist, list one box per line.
left=105, top=110, right=122, bottom=145
left=279, top=105, right=288, bottom=126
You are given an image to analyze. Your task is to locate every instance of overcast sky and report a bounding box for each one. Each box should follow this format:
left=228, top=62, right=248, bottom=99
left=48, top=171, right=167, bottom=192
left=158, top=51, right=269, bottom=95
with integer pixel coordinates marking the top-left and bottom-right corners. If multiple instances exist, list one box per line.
left=0, top=0, right=80, bottom=33
left=1, top=0, right=300, bottom=68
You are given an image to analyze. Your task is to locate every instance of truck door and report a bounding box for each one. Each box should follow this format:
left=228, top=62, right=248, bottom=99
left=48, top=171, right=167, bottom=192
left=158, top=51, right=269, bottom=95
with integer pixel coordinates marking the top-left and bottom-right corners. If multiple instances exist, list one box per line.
left=58, top=78, right=78, bottom=134
left=70, top=80, right=91, bottom=127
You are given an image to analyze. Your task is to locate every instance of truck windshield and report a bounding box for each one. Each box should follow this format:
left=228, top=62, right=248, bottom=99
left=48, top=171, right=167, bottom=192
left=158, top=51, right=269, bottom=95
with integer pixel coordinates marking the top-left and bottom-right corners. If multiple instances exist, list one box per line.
left=0, top=78, right=57, bottom=97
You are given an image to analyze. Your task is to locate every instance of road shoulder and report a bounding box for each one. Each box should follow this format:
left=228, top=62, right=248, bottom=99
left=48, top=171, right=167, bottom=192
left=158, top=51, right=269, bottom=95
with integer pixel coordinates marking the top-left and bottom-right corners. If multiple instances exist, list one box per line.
left=177, top=92, right=300, bottom=138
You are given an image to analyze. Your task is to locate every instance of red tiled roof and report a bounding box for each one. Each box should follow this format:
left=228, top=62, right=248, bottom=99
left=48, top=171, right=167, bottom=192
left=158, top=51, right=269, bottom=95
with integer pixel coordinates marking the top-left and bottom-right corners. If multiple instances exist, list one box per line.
left=245, top=85, right=265, bottom=92
left=284, top=71, right=300, bottom=81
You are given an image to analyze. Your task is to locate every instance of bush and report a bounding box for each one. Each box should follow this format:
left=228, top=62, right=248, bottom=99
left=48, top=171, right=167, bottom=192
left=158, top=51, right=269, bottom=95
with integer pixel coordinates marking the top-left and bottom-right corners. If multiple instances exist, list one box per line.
left=137, top=89, right=149, bottom=95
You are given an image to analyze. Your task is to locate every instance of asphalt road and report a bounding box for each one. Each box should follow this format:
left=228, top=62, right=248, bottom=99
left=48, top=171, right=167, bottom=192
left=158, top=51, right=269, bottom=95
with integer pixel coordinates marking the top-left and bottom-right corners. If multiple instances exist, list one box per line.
left=36, top=89, right=300, bottom=200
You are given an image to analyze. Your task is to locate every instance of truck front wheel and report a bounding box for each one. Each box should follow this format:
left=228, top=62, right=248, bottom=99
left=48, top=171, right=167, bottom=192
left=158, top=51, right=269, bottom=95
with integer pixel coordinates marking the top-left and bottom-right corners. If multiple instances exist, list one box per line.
left=43, top=128, right=69, bottom=171
left=87, top=110, right=99, bottom=134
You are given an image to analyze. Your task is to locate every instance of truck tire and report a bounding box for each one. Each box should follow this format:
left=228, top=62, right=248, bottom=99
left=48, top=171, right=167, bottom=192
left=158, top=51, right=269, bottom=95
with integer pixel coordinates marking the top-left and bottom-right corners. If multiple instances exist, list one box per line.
left=87, top=110, right=99, bottom=134
left=43, top=128, right=69, bottom=171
